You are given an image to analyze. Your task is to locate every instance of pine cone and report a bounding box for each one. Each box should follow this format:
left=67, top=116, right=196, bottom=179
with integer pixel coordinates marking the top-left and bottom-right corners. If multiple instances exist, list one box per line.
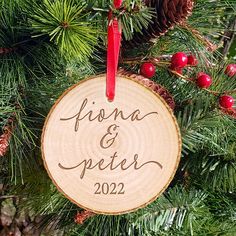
left=123, top=0, right=194, bottom=47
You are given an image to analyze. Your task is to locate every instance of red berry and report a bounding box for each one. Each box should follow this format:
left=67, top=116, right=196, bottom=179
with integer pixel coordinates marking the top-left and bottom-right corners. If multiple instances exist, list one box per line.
left=171, top=52, right=188, bottom=68
left=219, top=95, right=234, bottom=109
left=140, top=62, right=156, bottom=78
left=187, top=55, right=198, bottom=66
left=196, top=74, right=212, bottom=88
left=225, top=64, right=236, bottom=77
left=197, top=72, right=206, bottom=78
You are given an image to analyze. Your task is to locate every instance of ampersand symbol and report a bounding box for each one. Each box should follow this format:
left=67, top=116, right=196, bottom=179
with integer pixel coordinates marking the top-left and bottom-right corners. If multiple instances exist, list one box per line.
left=100, top=124, right=119, bottom=149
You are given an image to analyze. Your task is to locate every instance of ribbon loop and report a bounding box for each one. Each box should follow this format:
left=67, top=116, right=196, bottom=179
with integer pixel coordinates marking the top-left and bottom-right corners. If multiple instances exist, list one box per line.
left=106, top=1, right=122, bottom=101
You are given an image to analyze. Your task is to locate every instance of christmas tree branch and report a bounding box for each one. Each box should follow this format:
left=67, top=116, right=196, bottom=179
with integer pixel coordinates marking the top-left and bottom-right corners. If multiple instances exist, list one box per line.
left=221, top=18, right=236, bottom=57
left=122, top=55, right=236, bottom=97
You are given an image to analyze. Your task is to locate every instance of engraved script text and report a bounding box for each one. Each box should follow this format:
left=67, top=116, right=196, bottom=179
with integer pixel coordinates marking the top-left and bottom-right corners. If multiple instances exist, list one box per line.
left=60, top=98, right=158, bottom=132
left=58, top=98, right=162, bottom=185
left=58, top=152, right=163, bottom=179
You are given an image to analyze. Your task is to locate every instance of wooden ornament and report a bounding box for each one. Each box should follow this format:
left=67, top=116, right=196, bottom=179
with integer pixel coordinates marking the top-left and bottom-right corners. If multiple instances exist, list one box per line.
left=41, top=73, right=181, bottom=215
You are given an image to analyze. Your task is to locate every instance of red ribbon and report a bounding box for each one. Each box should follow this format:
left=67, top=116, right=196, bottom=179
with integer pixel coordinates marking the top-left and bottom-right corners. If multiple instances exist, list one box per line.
left=106, top=0, right=122, bottom=101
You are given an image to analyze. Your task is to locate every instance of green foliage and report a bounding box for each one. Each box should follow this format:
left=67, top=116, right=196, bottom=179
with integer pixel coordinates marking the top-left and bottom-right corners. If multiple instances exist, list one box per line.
left=28, top=0, right=98, bottom=61
left=119, top=3, right=154, bottom=41
left=190, top=0, right=236, bottom=38
left=187, top=151, right=236, bottom=193
left=178, top=99, right=218, bottom=155
left=0, top=0, right=236, bottom=235
left=69, top=215, right=131, bottom=236
left=131, top=186, right=209, bottom=236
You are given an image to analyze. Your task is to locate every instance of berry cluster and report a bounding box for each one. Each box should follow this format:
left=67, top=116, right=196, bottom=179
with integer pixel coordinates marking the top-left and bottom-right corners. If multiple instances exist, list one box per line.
left=170, top=52, right=213, bottom=89
left=170, top=53, right=235, bottom=109
left=138, top=52, right=236, bottom=109
left=170, top=52, right=198, bottom=75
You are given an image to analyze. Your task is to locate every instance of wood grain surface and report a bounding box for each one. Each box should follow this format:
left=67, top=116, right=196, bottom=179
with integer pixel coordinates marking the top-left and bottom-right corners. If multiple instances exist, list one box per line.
left=41, top=74, right=181, bottom=215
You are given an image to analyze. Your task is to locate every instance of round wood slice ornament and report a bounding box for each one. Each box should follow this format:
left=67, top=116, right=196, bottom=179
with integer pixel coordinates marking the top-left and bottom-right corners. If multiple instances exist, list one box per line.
left=41, top=73, right=181, bottom=215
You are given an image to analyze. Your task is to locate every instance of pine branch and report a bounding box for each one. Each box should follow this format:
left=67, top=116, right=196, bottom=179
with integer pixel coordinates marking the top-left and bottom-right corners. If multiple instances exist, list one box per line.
left=119, top=4, right=154, bottom=41
left=185, top=145, right=236, bottom=192
left=28, top=0, right=98, bottom=61
left=0, top=1, right=236, bottom=235
left=130, top=186, right=209, bottom=236
left=221, top=18, right=236, bottom=57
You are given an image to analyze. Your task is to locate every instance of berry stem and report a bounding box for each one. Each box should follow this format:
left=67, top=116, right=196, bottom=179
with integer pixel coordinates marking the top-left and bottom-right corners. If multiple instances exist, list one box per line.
left=223, top=89, right=236, bottom=95
left=168, top=68, right=219, bottom=96
left=122, top=56, right=235, bottom=97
